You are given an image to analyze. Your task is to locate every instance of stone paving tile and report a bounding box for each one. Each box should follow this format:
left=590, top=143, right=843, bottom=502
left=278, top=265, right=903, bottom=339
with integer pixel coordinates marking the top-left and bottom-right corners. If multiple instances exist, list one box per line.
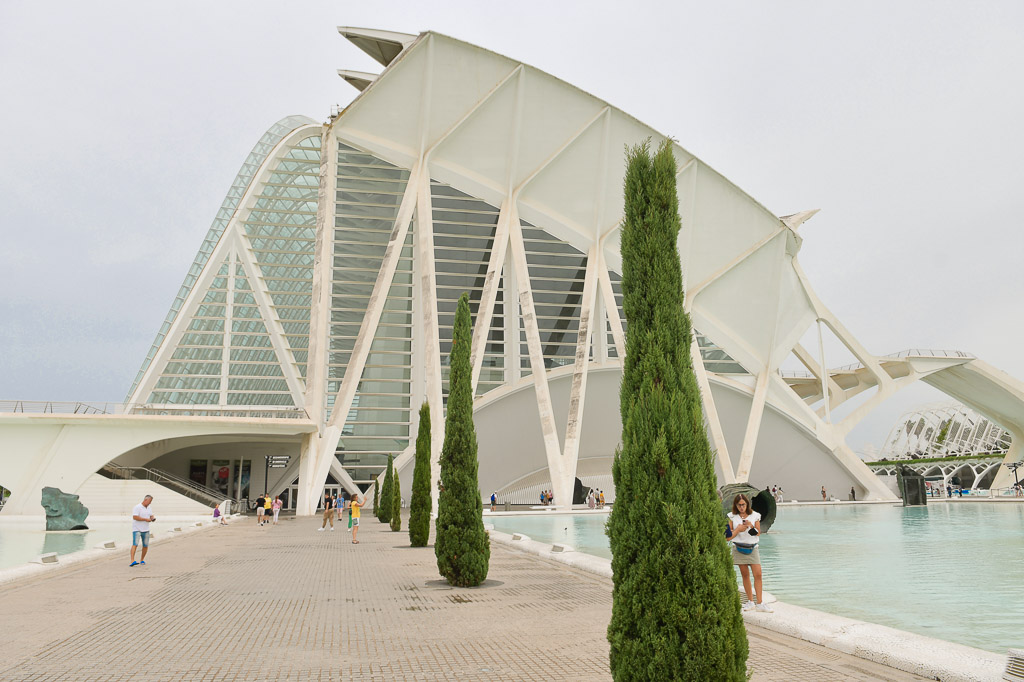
left=0, top=514, right=927, bottom=681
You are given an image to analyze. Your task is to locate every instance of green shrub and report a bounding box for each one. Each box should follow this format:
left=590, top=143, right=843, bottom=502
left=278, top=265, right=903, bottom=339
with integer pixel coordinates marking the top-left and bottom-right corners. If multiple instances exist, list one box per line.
left=606, top=140, right=747, bottom=680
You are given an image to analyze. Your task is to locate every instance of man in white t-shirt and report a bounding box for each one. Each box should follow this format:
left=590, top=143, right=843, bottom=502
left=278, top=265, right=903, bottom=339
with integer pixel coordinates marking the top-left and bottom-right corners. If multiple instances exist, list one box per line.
left=130, top=495, right=156, bottom=566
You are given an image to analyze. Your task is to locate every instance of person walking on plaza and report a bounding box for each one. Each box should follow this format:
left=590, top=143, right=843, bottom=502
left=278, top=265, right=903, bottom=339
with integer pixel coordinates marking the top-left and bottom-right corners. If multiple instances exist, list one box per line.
left=587, top=490, right=595, bottom=509
left=255, top=493, right=265, bottom=525
left=727, top=493, right=771, bottom=612
left=349, top=493, right=365, bottom=543
left=490, top=491, right=497, bottom=512
left=850, top=486, right=856, bottom=501
left=263, top=493, right=272, bottom=525
left=272, top=495, right=282, bottom=525
left=599, top=490, right=605, bottom=508
left=129, top=495, right=155, bottom=567
left=318, top=492, right=334, bottom=531
left=821, top=485, right=827, bottom=501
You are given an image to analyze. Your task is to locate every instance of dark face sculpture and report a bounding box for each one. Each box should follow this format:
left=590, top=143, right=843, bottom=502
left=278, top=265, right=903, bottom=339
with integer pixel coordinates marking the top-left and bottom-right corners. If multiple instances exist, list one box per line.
left=40, top=487, right=90, bottom=531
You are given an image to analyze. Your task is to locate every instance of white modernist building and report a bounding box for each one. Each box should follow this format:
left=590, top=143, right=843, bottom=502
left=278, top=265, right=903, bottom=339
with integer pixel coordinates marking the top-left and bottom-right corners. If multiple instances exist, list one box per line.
left=881, top=403, right=1012, bottom=462
left=4, top=28, right=1024, bottom=516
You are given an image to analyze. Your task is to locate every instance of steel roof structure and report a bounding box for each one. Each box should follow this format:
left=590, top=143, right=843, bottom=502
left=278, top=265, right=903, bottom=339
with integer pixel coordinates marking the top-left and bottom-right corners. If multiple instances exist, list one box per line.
left=111, top=28, right=1024, bottom=513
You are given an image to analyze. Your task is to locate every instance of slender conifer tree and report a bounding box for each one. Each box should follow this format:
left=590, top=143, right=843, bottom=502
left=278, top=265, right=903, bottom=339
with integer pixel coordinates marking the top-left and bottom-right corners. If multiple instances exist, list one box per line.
left=378, top=456, right=393, bottom=524
left=606, top=140, right=747, bottom=680
left=409, top=402, right=432, bottom=546
left=373, top=474, right=380, bottom=516
left=390, top=456, right=402, bottom=532
left=435, top=293, right=489, bottom=586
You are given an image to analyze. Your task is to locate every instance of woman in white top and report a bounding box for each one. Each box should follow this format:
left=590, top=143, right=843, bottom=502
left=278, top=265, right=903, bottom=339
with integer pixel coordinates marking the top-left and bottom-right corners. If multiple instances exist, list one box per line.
left=727, top=494, right=772, bottom=613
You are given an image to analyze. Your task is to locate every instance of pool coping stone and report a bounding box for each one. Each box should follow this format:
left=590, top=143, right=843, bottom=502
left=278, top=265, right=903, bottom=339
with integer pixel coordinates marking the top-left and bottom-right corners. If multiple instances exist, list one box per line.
left=488, top=528, right=1007, bottom=682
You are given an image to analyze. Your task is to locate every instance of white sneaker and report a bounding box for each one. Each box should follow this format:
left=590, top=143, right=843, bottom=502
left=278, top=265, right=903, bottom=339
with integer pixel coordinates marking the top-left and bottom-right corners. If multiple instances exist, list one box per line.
left=330, top=527, right=335, bottom=531
left=755, top=602, right=773, bottom=613
left=317, top=527, right=324, bottom=532
left=742, top=601, right=756, bottom=612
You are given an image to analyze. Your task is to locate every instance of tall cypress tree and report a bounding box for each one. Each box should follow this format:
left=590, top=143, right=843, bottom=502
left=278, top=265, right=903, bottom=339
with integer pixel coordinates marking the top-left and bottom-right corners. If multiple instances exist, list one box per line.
left=372, top=474, right=380, bottom=516
left=409, top=402, right=432, bottom=546
left=390, top=457, right=402, bottom=532
left=607, top=140, right=747, bottom=680
left=435, top=292, right=489, bottom=587
left=378, top=456, right=393, bottom=524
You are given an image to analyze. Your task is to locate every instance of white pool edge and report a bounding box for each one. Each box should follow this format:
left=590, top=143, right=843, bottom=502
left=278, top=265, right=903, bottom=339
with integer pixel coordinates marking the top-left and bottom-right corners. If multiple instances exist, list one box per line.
left=487, top=528, right=1006, bottom=682
left=0, top=515, right=238, bottom=588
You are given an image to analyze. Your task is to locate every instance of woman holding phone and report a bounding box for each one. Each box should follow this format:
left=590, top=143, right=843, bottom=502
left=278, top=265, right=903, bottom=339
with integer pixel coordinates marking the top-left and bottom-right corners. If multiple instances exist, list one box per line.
left=727, top=494, right=771, bottom=613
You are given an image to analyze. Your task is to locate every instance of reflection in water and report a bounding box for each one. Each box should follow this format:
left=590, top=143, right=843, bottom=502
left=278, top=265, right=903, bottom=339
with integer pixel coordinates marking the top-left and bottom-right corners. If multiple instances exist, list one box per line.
left=42, top=530, right=88, bottom=556
left=489, top=503, right=1024, bottom=654
left=0, top=522, right=126, bottom=572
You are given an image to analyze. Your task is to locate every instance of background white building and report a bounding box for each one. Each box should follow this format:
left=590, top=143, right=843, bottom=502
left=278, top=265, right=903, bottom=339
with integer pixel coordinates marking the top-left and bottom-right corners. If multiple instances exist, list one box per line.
left=4, top=28, right=1024, bottom=516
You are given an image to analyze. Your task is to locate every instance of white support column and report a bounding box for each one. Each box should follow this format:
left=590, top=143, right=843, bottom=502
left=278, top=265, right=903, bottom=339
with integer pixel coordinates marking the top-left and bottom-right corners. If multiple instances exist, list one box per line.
left=298, top=124, right=338, bottom=515
left=735, top=370, right=769, bottom=482
left=593, top=287, right=608, bottom=364
left=304, top=123, right=337, bottom=429
left=503, top=248, right=521, bottom=384
left=233, top=232, right=306, bottom=407
left=297, top=164, right=422, bottom=515
left=470, top=198, right=513, bottom=391
left=793, top=342, right=843, bottom=407
left=507, top=204, right=567, bottom=507
left=558, top=245, right=601, bottom=508
left=817, top=319, right=831, bottom=424
left=413, top=170, right=445, bottom=519
left=690, top=333, right=736, bottom=483
left=598, top=264, right=626, bottom=358
left=792, top=259, right=892, bottom=390
left=219, top=252, right=236, bottom=406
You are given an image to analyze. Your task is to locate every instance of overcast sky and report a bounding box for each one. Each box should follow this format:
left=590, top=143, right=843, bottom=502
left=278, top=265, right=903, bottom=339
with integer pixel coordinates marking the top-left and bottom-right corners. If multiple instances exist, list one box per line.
left=1, top=1, right=1022, bottom=454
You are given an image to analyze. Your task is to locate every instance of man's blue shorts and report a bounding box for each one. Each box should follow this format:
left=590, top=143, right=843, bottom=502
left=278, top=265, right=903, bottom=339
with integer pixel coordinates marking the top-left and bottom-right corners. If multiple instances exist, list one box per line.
left=132, top=530, right=150, bottom=547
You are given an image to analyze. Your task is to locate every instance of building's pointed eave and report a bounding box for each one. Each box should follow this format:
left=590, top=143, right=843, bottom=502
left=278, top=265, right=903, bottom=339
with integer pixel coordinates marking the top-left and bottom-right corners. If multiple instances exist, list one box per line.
left=337, top=27, right=416, bottom=67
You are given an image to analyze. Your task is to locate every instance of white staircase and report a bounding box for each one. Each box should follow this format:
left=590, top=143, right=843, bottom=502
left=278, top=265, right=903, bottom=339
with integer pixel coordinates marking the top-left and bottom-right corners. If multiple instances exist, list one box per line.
left=74, top=474, right=215, bottom=517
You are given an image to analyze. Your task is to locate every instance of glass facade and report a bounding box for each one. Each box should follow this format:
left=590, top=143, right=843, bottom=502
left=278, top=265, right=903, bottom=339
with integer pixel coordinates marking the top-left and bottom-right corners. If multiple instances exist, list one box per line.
left=242, top=134, right=322, bottom=385
left=431, top=183, right=505, bottom=398
left=142, top=131, right=321, bottom=406
left=330, top=143, right=413, bottom=483
left=519, top=223, right=589, bottom=376
left=134, top=132, right=747, bottom=481
left=127, top=116, right=317, bottom=400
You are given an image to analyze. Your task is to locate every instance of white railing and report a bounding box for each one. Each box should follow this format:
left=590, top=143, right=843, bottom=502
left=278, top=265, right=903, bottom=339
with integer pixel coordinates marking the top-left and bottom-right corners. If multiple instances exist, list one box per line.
left=831, top=349, right=973, bottom=373
left=0, top=400, right=310, bottom=420
left=780, top=349, right=974, bottom=379
left=102, top=463, right=227, bottom=506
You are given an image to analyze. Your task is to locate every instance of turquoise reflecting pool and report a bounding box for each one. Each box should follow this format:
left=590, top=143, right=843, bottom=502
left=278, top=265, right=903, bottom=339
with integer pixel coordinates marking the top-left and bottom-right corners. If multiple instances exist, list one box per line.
left=488, top=503, right=1024, bottom=653
left=0, top=521, right=129, bottom=571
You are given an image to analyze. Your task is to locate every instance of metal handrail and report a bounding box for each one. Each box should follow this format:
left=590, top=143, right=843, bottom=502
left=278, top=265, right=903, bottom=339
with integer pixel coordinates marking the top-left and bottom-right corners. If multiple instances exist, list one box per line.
left=0, top=400, right=310, bottom=420
left=102, top=464, right=226, bottom=506
left=779, top=349, right=974, bottom=379
left=830, top=349, right=973, bottom=373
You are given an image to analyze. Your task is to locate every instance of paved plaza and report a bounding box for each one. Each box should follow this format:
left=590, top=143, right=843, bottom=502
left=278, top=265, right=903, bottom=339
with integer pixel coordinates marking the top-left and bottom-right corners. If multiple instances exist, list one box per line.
left=0, top=513, right=928, bottom=681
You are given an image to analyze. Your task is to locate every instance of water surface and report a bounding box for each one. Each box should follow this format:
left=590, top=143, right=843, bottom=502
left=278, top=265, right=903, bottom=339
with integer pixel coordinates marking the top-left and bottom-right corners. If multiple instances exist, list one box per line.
left=489, top=503, right=1024, bottom=653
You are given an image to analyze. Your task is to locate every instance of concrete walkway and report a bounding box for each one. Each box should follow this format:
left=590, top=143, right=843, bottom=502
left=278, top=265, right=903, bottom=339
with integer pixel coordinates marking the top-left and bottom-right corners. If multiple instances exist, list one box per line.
left=0, top=513, right=928, bottom=681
